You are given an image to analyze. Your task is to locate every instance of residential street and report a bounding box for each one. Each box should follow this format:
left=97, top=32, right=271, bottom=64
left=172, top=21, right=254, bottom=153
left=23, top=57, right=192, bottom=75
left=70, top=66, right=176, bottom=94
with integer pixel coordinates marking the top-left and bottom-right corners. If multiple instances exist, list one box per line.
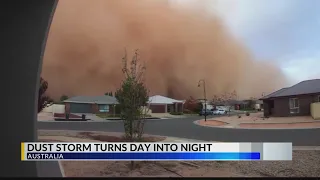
left=38, top=116, right=320, bottom=146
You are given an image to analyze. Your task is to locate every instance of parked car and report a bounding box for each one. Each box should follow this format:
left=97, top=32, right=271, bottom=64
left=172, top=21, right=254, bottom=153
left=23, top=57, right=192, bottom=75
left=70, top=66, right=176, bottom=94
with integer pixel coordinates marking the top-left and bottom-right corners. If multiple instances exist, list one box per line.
left=214, top=109, right=227, bottom=115
left=199, top=109, right=213, bottom=116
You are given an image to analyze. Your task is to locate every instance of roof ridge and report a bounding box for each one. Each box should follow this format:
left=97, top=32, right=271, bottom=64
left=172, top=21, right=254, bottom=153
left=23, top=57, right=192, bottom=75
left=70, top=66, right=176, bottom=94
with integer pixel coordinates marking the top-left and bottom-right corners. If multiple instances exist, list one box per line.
left=261, top=87, right=288, bottom=99
left=280, top=79, right=320, bottom=93
left=262, top=79, right=320, bottom=99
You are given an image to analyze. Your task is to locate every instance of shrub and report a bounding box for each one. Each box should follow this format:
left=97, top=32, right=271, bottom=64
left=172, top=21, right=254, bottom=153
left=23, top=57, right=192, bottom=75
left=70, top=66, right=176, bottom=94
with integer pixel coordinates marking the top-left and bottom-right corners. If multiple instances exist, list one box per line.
left=184, top=96, right=202, bottom=112
left=60, top=95, right=69, bottom=102
left=38, top=77, right=51, bottom=113
left=183, top=109, right=194, bottom=114
left=246, top=112, right=250, bottom=116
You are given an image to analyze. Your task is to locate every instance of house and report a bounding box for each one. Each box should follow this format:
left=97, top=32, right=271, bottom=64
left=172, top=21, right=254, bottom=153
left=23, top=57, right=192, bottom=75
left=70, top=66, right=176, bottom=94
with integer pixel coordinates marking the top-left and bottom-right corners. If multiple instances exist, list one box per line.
left=231, top=100, right=249, bottom=110
left=212, top=99, right=247, bottom=110
left=253, top=100, right=263, bottom=111
left=148, top=95, right=184, bottom=113
left=198, top=99, right=214, bottom=110
left=64, top=95, right=118, bottom=114
left=260, top=79, right=320, bottom=117
left=239, top=99, right=263, bottom=110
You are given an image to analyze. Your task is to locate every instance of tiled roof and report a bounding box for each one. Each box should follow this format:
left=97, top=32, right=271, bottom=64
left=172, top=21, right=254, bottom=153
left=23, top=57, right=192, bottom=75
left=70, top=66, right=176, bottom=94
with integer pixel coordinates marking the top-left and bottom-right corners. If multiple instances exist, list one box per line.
left=149, top=95, right=184, bottom=104
left=261, top=79, right=320, bottom=99
left=64, top=95, right=118, bottom=104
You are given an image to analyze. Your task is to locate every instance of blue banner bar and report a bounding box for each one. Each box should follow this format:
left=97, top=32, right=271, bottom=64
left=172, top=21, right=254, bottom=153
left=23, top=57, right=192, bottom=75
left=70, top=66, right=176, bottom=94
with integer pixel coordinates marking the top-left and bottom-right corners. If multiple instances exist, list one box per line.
left=26, top=152, right=260, bottom=160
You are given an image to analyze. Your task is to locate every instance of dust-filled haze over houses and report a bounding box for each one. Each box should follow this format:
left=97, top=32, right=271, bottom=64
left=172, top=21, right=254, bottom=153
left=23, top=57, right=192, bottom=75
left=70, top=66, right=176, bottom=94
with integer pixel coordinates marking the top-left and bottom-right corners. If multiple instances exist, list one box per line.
left=42, top=0, right=319, bottom=100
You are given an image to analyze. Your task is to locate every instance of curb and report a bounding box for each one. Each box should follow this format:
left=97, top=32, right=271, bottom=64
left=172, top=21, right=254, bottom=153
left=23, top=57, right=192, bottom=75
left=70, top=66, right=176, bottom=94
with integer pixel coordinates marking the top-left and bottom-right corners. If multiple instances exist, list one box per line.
left=38, top=118, right=172, bottom=122
left=58, top=161, right=66, bottom=177
left=38, top=129, right=209, bottom=142
left=193, top=120, right=236, bottom=129
left=163, top=136, right=209, bottom=142
left=193, top=120, right=320, bottom=130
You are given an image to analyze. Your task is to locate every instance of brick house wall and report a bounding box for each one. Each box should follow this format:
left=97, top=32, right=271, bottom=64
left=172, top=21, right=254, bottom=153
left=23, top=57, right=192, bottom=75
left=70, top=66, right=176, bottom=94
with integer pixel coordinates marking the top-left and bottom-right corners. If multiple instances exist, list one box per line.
left=177, top=103, right=183, bottom=112
left=65, top=103, right=70, bottom=114
left=91, top=104, right=99, bottom=114
left=263, top=101, right=270, bottom=116
left=313, top=94, right=320, bottom=102
left=272, top=94, right=320, bottom=117
left=108, top=105, right=115, bottom=114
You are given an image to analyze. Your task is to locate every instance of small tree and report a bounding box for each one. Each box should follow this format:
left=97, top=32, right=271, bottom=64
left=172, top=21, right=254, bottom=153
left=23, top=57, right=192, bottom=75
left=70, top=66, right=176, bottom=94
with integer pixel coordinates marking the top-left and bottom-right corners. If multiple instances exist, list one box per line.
left=115, top=49, right=149, bottom=141
left=115, top=49, right=149, bottom=169
left=184, top=96, right=201, bottom=113
left=212, top=90, right=237, bottom=115
left=38, top=77, right=51, bottom=113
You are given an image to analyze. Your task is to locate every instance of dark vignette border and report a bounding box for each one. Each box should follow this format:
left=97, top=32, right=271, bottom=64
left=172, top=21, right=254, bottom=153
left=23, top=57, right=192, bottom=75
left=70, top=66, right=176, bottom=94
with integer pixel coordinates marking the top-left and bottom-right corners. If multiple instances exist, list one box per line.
left=2, top=0, right=58, bottom=177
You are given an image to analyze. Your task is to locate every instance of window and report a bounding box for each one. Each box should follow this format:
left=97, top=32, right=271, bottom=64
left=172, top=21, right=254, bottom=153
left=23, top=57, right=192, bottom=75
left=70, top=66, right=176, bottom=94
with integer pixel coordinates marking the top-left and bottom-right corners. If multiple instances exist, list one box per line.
left=289, top=98, right=299, bottom=114
left=98, top=105, right=109, bottom=112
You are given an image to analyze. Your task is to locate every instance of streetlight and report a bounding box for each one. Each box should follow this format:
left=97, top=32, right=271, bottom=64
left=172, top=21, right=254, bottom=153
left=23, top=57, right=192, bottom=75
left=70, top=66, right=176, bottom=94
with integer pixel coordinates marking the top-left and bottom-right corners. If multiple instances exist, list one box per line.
left=198, top=79, right=207, bottom=121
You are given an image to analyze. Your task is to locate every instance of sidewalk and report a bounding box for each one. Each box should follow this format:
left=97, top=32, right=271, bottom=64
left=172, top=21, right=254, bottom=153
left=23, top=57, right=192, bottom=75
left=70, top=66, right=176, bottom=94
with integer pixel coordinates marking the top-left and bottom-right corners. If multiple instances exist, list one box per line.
left=195, top=112, right=320, bottom=129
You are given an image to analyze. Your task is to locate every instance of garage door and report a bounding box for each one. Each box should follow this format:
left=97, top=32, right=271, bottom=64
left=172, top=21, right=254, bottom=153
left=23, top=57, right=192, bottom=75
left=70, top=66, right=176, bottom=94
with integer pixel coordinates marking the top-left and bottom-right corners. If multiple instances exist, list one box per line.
left=69, top=103, right=92, bottom=113
left=149, top=104, right=166, bottom=113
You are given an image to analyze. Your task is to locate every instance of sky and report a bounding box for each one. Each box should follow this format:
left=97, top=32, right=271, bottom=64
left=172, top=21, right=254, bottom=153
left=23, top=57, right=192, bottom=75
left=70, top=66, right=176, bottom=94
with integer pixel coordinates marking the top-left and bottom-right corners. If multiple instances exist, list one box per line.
left=171, top=0, right=320, bottom=84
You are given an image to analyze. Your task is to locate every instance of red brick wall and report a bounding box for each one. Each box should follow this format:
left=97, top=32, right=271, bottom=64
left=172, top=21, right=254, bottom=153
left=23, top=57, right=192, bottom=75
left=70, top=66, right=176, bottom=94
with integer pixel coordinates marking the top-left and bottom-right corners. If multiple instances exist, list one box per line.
left=65, top=103, right=70, bottom=114
left=91, top=104, right=99, bottom=114
left=109, top=105, right=114, bottom=114
left=272, top=94, right=320, bottom=117
left=177, top=103, right=183, bottom=112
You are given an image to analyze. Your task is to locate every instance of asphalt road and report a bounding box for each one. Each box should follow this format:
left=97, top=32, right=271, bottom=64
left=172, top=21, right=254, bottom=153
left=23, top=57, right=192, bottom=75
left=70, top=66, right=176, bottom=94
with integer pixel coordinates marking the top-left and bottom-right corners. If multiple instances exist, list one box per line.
left=38, top=116, right=320, bottom=146
left=37, top=162, right=62, bottom=177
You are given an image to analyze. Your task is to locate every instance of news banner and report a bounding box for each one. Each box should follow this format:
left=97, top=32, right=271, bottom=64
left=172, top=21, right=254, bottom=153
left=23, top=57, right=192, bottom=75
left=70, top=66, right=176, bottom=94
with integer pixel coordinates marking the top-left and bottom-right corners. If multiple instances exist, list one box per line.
left=21, top=142, right=292, bottom=161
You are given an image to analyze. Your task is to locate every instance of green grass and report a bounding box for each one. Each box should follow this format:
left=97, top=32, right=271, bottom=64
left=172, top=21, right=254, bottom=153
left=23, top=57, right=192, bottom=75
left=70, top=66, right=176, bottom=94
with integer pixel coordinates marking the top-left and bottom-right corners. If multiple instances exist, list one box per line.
left=95, top=113, right=121, bottom=118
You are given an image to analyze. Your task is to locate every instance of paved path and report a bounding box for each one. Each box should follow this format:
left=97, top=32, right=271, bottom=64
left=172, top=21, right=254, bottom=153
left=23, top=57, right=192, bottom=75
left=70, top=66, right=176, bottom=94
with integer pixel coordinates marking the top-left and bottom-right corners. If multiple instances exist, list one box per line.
left=38, top=116, right=320, bottom=146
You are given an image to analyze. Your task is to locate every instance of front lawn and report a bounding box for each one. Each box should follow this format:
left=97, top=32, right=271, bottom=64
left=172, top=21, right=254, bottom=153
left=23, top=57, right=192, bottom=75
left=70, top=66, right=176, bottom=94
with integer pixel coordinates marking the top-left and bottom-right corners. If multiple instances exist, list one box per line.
left=95, top=113, right=120, bottom=118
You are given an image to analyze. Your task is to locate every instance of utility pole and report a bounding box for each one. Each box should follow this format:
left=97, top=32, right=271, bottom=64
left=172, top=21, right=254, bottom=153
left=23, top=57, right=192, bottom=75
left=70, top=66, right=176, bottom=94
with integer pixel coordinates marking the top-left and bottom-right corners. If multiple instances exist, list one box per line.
left=198, top=79, right=207, bottom=121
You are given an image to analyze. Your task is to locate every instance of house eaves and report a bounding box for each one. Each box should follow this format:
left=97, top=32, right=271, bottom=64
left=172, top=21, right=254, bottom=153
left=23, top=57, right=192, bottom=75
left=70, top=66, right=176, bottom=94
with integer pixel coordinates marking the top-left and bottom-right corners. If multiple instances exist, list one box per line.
left=260, top=79, right=320, bottom=100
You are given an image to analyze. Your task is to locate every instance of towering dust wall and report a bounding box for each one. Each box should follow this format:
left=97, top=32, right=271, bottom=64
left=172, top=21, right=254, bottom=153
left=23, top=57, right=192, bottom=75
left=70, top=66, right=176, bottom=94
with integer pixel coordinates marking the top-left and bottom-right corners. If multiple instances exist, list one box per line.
left=42, top=0, right=288, bottom=100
